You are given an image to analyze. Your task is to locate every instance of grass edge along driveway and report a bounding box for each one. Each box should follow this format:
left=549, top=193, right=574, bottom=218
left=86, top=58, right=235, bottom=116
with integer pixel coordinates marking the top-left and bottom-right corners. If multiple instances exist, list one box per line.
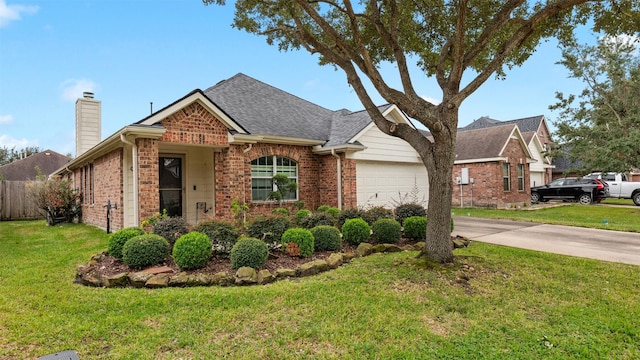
left=0, top=220, right=639, bottom=359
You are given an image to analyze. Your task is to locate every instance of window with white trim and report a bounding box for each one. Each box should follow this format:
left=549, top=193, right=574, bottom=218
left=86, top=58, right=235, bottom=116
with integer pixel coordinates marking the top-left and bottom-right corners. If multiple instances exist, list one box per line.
left=503, top=162, right=511, bottom=191
left=517, top=164, right=525, bottom=191
left=251, top=156, right=298, bottom=201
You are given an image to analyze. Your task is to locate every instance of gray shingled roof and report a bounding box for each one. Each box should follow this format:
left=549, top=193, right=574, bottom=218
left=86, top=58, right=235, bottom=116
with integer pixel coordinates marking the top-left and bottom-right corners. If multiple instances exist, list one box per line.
left=203, top=73, right=335, bottom=141
left=462, top=115, right=544, bottom=133
left=0, top=150, right=71, bottom=181
left=455, top=124, right=517, bottom=161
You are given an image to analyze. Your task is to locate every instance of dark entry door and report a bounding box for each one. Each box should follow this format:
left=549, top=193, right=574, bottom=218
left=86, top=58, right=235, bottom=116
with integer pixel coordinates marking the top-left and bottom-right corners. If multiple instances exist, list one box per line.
left=159, top=156, right=182, bottom=217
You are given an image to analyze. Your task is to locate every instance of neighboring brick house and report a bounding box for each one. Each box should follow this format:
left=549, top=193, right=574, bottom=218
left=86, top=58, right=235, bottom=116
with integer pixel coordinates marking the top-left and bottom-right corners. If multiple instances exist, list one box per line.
left=450, top=124, right=534, bottom=208
left=55, top=73, right=430, bottom=232
left=462, top=115, right=554, bottom=187
left=0, top=150, right=71, bottom=181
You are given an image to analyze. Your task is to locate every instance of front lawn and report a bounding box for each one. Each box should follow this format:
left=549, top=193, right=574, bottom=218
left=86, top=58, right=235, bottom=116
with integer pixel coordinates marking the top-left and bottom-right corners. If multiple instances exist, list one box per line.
left=452, top=204, right=640, bottom=232
left=1, top=221, right=639, bottom=359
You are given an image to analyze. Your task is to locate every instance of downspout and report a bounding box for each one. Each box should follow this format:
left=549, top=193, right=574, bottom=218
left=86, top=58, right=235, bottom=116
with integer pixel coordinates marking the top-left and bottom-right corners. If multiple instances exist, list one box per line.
left=120, top=134, right=139, bottom=226
left=331, top=149, right=342, bottom=210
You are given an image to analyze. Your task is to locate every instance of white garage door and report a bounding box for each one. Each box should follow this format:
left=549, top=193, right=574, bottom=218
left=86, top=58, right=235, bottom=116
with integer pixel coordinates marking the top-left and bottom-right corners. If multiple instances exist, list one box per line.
left=356, top=160, right=429, bottom=209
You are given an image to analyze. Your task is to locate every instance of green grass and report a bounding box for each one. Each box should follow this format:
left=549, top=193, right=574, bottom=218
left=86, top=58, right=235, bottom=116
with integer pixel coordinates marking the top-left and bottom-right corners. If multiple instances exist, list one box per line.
left=452, top=204, right=640, bottom=232
left=1, top=220, right=639, bottom=359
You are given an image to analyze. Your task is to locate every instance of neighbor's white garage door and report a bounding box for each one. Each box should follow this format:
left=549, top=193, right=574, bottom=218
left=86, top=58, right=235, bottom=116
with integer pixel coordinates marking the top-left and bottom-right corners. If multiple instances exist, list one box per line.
left=356, top=160, right=429, bottom=209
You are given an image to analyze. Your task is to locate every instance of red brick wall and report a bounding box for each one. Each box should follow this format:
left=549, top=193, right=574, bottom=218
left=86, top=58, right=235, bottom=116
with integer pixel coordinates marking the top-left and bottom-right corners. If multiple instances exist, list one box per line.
left=159, top=102, right=229, bottom=147
left=452, top=138, right=531, bottom=208
left=76, top=149, right=123, bottom=231
left=137, top=138, right=160, bottom=223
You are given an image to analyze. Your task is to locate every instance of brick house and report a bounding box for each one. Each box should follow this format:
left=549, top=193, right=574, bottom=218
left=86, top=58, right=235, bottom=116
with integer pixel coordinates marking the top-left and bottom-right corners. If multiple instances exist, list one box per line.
left=451, top=124, right=534, bottom=208
left=55, top=73, right=430, bottom=231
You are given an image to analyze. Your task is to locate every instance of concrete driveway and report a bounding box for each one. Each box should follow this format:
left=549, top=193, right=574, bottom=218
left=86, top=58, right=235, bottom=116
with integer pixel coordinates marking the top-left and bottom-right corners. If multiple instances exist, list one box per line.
left=452, top=216, right=640, bottom=266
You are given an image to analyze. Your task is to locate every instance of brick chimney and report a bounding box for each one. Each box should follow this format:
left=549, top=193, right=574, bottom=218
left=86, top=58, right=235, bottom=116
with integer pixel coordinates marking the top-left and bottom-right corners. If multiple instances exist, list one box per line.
left=75, top=92, right=101, bottom=156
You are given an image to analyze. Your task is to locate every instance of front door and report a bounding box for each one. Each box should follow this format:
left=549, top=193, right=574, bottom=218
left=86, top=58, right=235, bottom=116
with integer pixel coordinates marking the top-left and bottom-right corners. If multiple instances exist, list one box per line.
left=159, top=156, right=183, bottom=217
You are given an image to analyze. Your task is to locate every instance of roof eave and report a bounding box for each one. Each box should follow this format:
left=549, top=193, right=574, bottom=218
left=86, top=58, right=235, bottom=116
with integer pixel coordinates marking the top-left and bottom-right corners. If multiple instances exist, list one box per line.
left=313, top=143, right=366, bottom=155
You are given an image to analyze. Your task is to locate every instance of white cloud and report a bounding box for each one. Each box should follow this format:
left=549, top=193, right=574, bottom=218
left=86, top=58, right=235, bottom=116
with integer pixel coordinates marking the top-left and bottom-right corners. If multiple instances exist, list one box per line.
left=0, top=134, right=38, bottom=148
left=59, top=78, right=98, bottom=102
left=0, top=114, right=13, bottom=125
left=0, top=0, right=38, bottom=28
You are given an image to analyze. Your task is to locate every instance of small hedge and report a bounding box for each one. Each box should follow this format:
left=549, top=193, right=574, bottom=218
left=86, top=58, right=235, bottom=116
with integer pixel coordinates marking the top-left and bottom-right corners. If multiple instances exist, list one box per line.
left=271, top=207, right=290, bottom=217
left=172, top=232, right=212, bottom=270
left=341, top=218, right=371, bottom=245
left=395, top=203, right=426, bottom=225
left=310, top=225, right=342, bottom=251
left=403, top=216, right=427, bottom=240
left=246, top=216, right=292, bottom=249
left=108, top=227, right=145, bottom=260
left=366, top=206, right=395, bottom=223
left=317, top=205, right=340, bottom=219
left=122, top=234, right=170, bottom=269
left=281, top=228, right=315, bottom=257
left=230, top=237, right=269, bottom=270
left=371, top=218, right=402, bottom=243
left=193, top=220, right=239, bottom=255
left=338, top=208, right=374, bottom=227
left=294, top=209, right=313, bottom=226
left=298, top=212, right=335, bottom=229
left=152, top=216, right=189, bottom=246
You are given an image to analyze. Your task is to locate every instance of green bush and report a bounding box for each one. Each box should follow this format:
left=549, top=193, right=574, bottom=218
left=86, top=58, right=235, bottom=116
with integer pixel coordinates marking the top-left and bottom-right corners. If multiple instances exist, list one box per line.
left=152, top=216, right=189, bottom=246
left=172, top=232, right=212, bottom=270
left=310, top=225, right=342, bottom=251
left=395, top=203, right=426, bottom=225
left=122, top=234, right=170, bottom=269
left=338, top=208, right=374, bottom=227
left=317, top=205, right=340, bottom=219
left=403, top=216, right=427, bottom=240
left=294, top=209, right=313, bottom=226
left=281, top=228, right=315, bottom=257
left=271, top=207, right=290, bottom=217
left=230, top=237, right=269, bottom=270
left=371, top=218, right=402, bottom=243
left=193, top=220, right=239, bottom=255
left=341, top=218, right=371, bottom=245
left=298, top=212, right=335, bottom=229
left=366, top=206, right=395, bottom=223
left=108, top=227, right=145, bottom=260
left=246, top=216, right=291, bottom=249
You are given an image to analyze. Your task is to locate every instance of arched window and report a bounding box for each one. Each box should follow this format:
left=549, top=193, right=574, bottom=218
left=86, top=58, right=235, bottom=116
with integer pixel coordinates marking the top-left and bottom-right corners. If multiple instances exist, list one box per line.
left=250, top=156, right=298, bottom=201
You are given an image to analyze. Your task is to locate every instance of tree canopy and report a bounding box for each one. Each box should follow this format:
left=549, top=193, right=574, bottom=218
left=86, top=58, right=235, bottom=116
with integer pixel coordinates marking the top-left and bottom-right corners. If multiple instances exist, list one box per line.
left=551, top=35, right=640, bottom=174
left=204, top=0, right=640, bottom=263
left=0, top=146, right=41, bottom=166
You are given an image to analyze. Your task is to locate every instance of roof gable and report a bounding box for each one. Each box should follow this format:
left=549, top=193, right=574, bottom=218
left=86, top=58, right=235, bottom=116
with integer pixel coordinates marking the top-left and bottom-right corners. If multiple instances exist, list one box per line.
left=462, top=115, right=548, bottom=135
left=454, top=124, right=532, bottom=162
left=0, top=150, right=70, bottom=180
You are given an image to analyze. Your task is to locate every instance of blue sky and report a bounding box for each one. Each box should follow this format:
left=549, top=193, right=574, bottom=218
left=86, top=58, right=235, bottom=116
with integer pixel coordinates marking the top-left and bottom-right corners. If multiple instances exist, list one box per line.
left=1, top=0, right=590, bottom=156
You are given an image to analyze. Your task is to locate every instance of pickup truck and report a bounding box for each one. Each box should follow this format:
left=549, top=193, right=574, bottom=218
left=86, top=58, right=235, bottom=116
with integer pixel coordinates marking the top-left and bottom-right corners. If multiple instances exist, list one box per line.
left=584, top=172, right=640, bottom=206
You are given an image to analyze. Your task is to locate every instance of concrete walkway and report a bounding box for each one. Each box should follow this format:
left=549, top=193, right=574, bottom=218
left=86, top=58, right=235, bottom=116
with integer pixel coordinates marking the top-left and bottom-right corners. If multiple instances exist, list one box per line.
left=452, top=216, right=640, bottom=266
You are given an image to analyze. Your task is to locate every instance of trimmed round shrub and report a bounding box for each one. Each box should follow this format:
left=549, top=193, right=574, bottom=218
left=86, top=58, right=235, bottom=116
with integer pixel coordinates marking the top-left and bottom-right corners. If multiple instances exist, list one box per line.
left=338, top=208, right=374, bottom=227
left=246, top=216, right=292, bottom=249
left=395, top=203, right=426, bottom=225
left=317, top=205, right=340, bottom=219
left=371, top=218, right=402, bottom=243
left=271, top=207, right=290, bottom=217
left=310, top=225, right=342, bottom=251
left=294, top=209, right=313, bottom=226
left=108, top=227, right=145, bottom=260
left=122, top=234, right=170, bottom=269
left=298, top=212, right=335, bottom=229
left=281, top=228, right=315, bottom=257
left=366, top=206, right=395, bottom=223
left=172, top=232, right=212, bottom=270
left=230, top=237, right=269, bottom=270
left=403, top=216, right=427, bottom=240
left=193, top=220, right=239, bottom=255
left=341, top=218, right=371, bottom=245
left=152, top=216, right=189, bottom=246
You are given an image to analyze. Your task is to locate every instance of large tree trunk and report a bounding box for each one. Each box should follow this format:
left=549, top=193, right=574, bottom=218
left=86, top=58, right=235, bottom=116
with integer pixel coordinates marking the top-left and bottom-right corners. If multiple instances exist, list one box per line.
left=417, top=111, right=457, bottom=263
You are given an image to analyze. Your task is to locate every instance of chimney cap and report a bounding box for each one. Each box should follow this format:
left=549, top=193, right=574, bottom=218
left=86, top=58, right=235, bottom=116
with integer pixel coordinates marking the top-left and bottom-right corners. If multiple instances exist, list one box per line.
left=83, top=92, right=94, bottom=99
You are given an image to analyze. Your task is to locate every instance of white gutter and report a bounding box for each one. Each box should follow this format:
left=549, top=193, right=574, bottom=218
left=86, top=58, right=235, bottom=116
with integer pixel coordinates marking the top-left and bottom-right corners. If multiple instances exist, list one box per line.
left=120, top=134, right=139, bottom=226
left=331, top=149, right=342, bottom=210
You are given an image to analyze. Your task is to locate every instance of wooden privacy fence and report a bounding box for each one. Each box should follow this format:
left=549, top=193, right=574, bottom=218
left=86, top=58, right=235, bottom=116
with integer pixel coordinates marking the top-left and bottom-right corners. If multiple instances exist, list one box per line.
left=0, top=181, right=43, bottom=221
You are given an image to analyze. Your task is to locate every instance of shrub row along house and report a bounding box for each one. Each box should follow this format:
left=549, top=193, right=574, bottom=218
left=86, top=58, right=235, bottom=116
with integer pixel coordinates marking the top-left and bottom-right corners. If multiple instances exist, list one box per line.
left=54, top=73, right=545, bottom=232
